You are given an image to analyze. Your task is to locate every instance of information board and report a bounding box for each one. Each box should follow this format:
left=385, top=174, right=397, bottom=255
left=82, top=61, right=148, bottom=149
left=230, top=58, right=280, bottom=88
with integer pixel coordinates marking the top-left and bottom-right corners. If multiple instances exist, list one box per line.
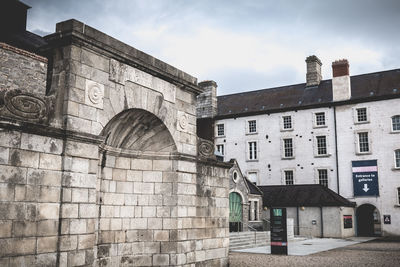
left=343, top=215, right=353, bottom=229
left=384, top=215, right=391, bottom=224
left=352, top=160, right=379, bottom=197
left=270, top=208, right=288, bottom=255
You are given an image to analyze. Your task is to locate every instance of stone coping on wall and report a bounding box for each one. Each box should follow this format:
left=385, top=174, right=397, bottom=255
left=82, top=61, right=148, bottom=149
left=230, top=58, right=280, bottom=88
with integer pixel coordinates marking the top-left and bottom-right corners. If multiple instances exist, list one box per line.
left=43, top=19, right=203, bottom=94
left=0, top=42, right=48, bottom=63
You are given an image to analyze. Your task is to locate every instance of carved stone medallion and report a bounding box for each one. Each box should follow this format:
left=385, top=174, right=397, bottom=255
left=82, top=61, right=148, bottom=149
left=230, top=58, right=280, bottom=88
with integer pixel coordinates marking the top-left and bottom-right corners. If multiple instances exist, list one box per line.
left=85, top=79, right=104, bottom=109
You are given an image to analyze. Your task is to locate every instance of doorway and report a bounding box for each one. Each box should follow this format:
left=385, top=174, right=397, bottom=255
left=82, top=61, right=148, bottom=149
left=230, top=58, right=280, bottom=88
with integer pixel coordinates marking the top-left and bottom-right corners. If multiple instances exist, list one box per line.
left=356, top=204, right=381, bottom=236
left=229, top=192, right=243, bottom=232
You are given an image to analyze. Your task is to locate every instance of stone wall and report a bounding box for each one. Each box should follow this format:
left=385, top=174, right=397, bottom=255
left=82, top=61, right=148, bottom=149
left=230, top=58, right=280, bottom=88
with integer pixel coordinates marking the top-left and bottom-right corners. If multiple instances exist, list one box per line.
left=0, top=42, right=47, bottom=95
left=0, top=19, right=231, bottom=267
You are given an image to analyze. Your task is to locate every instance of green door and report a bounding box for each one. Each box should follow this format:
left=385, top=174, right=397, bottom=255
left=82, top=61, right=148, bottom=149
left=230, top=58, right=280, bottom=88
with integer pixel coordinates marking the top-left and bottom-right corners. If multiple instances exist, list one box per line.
left=229, top=192, right=242, bottom=222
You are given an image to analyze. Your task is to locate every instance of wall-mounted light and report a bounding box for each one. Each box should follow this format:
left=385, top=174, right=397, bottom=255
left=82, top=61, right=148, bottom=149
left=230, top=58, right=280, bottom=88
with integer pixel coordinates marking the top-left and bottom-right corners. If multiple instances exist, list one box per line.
left=300, top=206, right=305, bottom=211
left=264, top=207, right=268, bottom=211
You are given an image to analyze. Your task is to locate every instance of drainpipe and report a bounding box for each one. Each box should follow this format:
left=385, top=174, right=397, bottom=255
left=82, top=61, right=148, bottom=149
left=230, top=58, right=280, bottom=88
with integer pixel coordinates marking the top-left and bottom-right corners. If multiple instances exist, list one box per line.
left=320, top=206, right=324, bottom=238
left=296, top=207, right=300, bottom=236
left=334, top=106, right=340, bottom=194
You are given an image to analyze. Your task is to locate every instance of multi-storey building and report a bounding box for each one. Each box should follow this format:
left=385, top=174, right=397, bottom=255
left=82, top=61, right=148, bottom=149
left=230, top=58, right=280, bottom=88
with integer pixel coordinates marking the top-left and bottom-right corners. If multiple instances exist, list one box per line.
left=198, top=56, right=400, bottom=236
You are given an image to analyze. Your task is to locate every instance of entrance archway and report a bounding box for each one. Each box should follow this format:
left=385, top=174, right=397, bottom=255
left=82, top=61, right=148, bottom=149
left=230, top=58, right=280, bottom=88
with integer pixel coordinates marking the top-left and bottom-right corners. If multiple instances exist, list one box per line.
left=356, top=204, right=381, bottom=236
left=229, top=192, right=243, bottom=232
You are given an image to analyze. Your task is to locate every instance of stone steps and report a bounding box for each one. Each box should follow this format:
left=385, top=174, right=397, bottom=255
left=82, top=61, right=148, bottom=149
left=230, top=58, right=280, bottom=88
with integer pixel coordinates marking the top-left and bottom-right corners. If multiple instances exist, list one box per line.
left=229, top=231, right=270, bottom=250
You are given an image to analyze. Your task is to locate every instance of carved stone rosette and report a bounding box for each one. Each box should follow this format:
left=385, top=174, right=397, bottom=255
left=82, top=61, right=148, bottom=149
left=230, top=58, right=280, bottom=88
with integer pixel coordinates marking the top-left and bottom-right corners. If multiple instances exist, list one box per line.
left=198, top=137, right=216, bottom=159
left=0, top=89, right=55, bottom=124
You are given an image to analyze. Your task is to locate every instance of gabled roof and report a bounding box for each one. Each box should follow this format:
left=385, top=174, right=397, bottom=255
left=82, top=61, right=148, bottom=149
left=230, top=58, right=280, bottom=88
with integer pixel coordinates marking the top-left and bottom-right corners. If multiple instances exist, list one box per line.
left=217, top=69, right=400, bottom=118
left=244, top=177, right=263, bottom=196
left=258, top=184, right=356, bottom=207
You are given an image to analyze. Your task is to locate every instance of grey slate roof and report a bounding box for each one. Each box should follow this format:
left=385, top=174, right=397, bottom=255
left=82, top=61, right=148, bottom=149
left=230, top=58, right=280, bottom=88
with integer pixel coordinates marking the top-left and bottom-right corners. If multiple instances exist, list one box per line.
left=243, top=178, right=263, bottom=196
left=217, top=69, right=400, bottom=118
left=258, top=184, right=356, bottom=207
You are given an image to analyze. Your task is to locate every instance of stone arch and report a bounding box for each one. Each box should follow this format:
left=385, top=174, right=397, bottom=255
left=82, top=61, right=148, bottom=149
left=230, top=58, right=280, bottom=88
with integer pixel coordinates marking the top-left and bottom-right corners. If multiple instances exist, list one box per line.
left=100, top=108, right=177, bottom=153
left=356, top=203, right=381, bottom=236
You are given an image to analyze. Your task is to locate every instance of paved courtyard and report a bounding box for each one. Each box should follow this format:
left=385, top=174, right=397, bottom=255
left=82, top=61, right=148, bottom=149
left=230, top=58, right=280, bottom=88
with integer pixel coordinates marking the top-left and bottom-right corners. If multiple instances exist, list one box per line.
left=229, top=237, right=400, bottom=266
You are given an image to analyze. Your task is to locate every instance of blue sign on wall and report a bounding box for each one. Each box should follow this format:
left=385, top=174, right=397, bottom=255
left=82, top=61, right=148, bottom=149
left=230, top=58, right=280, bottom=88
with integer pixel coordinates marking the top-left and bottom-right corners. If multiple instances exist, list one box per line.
left=352, top=160, right=379, bottom=197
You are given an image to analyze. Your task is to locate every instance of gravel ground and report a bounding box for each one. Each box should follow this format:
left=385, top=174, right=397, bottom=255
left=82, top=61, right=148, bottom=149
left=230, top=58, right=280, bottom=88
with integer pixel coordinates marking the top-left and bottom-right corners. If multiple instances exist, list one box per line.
left=229, top=238, right=400, bottom=267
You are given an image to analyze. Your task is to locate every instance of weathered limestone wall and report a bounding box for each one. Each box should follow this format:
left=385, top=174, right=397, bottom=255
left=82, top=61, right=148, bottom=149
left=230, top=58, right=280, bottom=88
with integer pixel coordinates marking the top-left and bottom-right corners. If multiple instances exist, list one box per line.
left=0, top=42, right=47, bottom=95
left=0, top=19, right=231, bottom=267
left=0, top=130, right=63, bottom=266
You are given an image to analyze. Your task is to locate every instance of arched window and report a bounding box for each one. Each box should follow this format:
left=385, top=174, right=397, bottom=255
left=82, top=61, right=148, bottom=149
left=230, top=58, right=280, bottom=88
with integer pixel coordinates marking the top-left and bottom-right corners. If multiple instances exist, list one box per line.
left=392, top=115, right=400, bottom=132
left=395, top=149, right=400, bottom=169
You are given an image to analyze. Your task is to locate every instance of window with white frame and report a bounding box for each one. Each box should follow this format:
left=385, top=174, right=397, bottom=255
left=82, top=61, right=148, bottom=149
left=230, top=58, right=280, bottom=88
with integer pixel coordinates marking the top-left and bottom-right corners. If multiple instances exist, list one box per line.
left=216, top=123, right=225, bottom=136
left=284, top=170, right=294, bottom=185
left=315, top=112, right=326, bottom=126
left=395, top=149, right=400, bottom=169
left=216, top=144, right=224, bottom=155
left=247, top=171, right=258, bottom=184
left=248, top=141, right=257, bottom=160
left=283, top=138, right=294, bottom=158
left=248, top=120, right=257, bottom=133
left=356, top=107, right=368, bottom=123
left=318, top=169, right=328, bottom=187
left=248, top=200, right=259, bottom=221
left=392, top=115, right=400, bottom=132
left=253, top=201, right=258, bottom=221
left=283, top=116, right=292, bottom=130
left=316, top=135, right=328, bottom=155
left=357, top=132, right=370, bottom=153
left=397, top=188, right=400, bottom=205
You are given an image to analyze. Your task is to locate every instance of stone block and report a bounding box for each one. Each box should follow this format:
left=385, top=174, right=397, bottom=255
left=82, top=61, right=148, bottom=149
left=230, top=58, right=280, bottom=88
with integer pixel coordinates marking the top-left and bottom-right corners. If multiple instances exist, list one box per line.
left=134, top=182, right=154, bottom=194
left=70, top=157, right=89, bottom=173
left=69, top=250, right=86, bottom=267
left=78, top=234, right=95, bottom=249
left=37, top=220, right=58, bottom=236
left=142, top=206, right=156, bottom=218
left=131, top=218, right=147, bottom=230
left=157, top=207, right=170, bottom=217
left=176, top=161, right=196, bottom=173
left=153, top=160, right=172, bottom=171
left=115, top=157, right=130, bottom=169
left=37, top=236, right=58, bottom=253
left=177, top=183, right=197, bottom=195
left=20, top=133, right=63, bottom=154
left=38, top=203, right=59, bottom=220
left=66, top=116, right=92, bottom=132
left=62, top=204, right=78, bottom=218
left=110, top=218, right=122, bottom=230
left=154, top=182, right=172, bottom=196
left=116, top=181, right=133, bottom=194
left=9, top=149, right=39, bottom=168
left=154, top=230, right=169, bottom=241
left=163, top=218, right=177, bottom=230
left=39, top=186, right=61, bottom=203
left=0, top=130, right=20, bottom=148
left=143, top=171, right=163, bottom=182
left=120, top=255, right=152, bottom=266
left=0, top=147, right=9, bottom=164
left=0, top=183, right=14, bottom=201
left=65, top=140, right=98, bottom=159
left=36, top=253, right=57, bottom=267
left=0, top=220, right=12, bottom=237
left=0, top=237, right=36, bottom=256
left=131, top=158, right=152, bottom=170
left=153, top=254, right=169, bottom=266
left=148, top=218, right=163, bottom=230
left=112, top=168, right=127, bottom=181
left=79, top=204, right=97, bottom=218
left=78, top=103, right=97, bottom=120
left=71, top=188, right=89, bottom=203
left=120, top=206, right=135, bottom=218
left=70, top=219, right=87, bottom=234
left=127, top=170, right=143, bottom=181
left=67, top=100, right=79, bottom=116
left=126, top=230, right=138, bottom=242
left=88, top=159, right=98, bottom=174
left=27, top=169, right=62, bottom=186
left=13, top=221, right=37, bottom=237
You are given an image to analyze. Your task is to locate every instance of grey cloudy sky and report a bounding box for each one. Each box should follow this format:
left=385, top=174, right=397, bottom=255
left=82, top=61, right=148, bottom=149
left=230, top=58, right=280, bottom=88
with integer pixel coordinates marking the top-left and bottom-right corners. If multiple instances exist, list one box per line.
left=24, top=0, right=400, bottom=95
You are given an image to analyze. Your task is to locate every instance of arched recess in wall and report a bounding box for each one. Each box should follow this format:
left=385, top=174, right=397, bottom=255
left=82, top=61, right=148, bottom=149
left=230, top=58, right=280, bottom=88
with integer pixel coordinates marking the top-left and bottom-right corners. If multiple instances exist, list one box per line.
left=100, top=108, right=177, bottom=153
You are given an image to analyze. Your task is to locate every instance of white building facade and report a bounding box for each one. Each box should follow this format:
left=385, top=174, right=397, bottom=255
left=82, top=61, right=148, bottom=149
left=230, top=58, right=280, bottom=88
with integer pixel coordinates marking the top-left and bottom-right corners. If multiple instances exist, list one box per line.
left=207, top=56, right=400, bottom=236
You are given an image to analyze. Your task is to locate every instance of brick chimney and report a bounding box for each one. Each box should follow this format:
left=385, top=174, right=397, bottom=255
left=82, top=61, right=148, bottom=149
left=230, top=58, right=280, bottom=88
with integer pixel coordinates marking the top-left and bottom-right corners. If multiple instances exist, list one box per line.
left=332, top=59, right=351, bottom=101
left=306, top=55, right=322, bottom=87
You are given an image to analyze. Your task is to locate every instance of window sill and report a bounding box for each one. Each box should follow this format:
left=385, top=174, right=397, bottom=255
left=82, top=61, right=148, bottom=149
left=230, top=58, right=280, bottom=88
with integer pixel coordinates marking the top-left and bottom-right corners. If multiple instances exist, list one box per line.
left=216, top=135, right=225, bottom=138
left=390, top=130, right=400, bottom=134
left=246, top=132, right=258, bottom=135
left=246, top=159, right=259, bottom=162
left=354, top=121, right=370, bottom=125
left=280, top=128, right=293, bottom=132
left=356, top=151, right=372, bottom=155
left=392, top=167, right=400, bottom=171
left=313, top=125, right=328, bottom=129
left=314, top=154, right=331, bottom=158
left=282, top=157, right=295, bottom=160
left=249, top=220, right=263, bottom=223
left=394, top=205, right=400, bottom=208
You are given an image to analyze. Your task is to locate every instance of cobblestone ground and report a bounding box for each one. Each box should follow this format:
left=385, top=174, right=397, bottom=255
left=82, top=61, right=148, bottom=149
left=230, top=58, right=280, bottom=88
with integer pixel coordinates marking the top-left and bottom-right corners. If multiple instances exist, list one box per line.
left=229, top=237, right=400, bottom=267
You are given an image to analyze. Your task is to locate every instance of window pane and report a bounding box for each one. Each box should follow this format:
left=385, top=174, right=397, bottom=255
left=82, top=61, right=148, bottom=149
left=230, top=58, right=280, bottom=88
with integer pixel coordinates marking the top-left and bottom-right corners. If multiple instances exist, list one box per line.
left=216, top=144, right=224, bottom=155
left=283, top=116, right=292, bottom=129
left=254, top=201, right=258, bottom=221
left=248, top=141, right=257, bottom=160
left=285, top=170, right=294, bottom=185
left=357, top=108, right=367, bottom=122
left=317, top=136, right=327, bottom=155
left=392, top=116, right=400, bottom=131
left=248, top=172, right=257, bottom=184
left=248, top=120, right=257, bottom=133
left=284, top=138, right=293, bottom=157
left=318, top=169, right=328, bottom=187
left=358, top=132, right=369, bottom=152
left=395, top=150, right=400, bottom=168
left=398, top=188, right=400, bottom=205
left=315, top=112, right=325, bottom=126
left=217, top=124, right=224, bottom=136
